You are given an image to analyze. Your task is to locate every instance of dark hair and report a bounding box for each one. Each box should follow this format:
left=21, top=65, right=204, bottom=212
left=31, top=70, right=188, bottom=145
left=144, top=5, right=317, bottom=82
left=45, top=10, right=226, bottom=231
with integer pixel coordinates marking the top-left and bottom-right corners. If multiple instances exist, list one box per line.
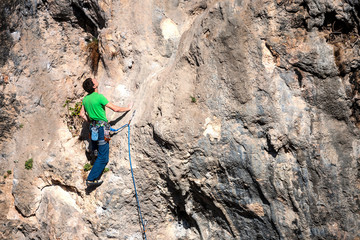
left=83, top=78, right=94, bottom=94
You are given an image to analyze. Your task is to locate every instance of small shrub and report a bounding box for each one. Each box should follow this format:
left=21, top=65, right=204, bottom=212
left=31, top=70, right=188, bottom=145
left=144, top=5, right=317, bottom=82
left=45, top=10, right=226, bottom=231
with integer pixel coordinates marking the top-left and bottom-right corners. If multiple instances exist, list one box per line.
left=63, top=100, right=82, bottom=116
left=63, top=99, right=83, bottom=137
left=86, top=38, right=100, bottom=74
left=103, top=168, right=109, bottom=173
left=19, top=123, right=24, bottom=129
left=72, top=102, right=82, bottom=116
left=62, top=99, right=70, bottom=108
left=4, top=170, right=12, bottom=179
left=25, top=158, right=33, bottom=170
left=190, top=96, right=197, bottom=103
left=84, top=163, right=92, bottom=172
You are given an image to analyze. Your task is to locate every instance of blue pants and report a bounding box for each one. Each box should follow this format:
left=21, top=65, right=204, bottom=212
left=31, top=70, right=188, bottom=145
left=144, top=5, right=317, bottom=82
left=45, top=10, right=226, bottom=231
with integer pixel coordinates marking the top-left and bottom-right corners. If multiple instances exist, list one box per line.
left=87, top=126, right=109, bottom=181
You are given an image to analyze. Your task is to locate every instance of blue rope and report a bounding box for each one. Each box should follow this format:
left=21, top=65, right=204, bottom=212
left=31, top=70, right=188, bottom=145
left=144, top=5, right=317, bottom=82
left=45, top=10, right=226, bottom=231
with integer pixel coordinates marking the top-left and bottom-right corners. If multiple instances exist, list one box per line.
left=128, top=123, right=147, bottom=240
left=110, top=123, right=128, bottom=132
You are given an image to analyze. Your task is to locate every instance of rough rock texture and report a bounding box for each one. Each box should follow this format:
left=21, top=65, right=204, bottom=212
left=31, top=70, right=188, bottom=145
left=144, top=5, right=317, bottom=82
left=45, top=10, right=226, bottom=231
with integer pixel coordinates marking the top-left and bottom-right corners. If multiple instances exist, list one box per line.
left=0, top=0, right=359, bottom=239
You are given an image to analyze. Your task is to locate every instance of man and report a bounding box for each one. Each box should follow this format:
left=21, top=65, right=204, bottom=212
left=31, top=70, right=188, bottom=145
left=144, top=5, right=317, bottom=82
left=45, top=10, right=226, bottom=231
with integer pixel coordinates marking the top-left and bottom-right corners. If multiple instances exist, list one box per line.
left=80, top=78, right=131, bottom=187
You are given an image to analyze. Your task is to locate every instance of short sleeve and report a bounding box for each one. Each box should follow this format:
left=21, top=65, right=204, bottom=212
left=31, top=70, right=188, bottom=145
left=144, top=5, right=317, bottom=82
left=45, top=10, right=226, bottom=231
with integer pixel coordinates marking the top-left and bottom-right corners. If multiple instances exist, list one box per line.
left=99, top=94, right=109, bottom=106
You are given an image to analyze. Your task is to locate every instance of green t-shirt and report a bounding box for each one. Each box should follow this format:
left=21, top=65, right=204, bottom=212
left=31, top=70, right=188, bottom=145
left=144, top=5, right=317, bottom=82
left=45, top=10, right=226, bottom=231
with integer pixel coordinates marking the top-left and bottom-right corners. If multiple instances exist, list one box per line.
left=82, top=92, right=109, bottom=122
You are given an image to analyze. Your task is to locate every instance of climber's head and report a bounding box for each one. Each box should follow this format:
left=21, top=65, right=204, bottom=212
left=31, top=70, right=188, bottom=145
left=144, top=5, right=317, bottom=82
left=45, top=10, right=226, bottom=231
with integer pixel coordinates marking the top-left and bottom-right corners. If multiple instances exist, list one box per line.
left=83, top=78, right=98, bottom=94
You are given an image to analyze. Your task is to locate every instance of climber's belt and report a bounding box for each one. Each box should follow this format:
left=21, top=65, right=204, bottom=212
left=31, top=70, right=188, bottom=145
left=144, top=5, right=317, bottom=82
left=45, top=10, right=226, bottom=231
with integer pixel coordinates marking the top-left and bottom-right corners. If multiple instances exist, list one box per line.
left=90, top=120, right=107, bottom=127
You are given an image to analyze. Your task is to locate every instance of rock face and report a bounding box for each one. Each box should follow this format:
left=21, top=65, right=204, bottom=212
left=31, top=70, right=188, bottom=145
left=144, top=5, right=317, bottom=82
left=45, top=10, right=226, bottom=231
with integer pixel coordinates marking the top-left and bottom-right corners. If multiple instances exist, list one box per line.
left=0, top=0, right=359, bottom=239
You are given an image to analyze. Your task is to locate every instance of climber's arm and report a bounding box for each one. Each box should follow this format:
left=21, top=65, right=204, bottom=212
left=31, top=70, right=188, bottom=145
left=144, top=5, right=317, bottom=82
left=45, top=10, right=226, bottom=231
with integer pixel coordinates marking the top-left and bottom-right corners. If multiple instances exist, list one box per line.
left=79, top=105, right=89, bottom=122
left=106, top=102, right=132, bottom=113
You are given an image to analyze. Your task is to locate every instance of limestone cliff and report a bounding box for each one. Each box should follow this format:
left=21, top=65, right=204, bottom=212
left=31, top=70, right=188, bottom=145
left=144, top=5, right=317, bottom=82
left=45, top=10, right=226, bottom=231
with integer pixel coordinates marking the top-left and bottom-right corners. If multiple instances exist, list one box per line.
left=0, top=0, right=359, bottom=239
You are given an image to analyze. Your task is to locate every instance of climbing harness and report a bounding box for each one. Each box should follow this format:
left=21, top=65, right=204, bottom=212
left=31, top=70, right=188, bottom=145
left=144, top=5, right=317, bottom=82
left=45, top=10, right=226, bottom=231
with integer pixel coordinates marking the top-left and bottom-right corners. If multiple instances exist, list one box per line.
left=111, top=111, right=147, bottom=240
left=90, top=120, right=107, bottom=141
left=90, top=120, right=110, bottom=144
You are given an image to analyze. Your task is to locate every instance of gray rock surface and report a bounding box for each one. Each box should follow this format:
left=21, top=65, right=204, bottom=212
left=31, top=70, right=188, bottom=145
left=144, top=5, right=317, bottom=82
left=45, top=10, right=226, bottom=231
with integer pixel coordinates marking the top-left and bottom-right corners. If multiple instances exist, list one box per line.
left=0, top=0, right=359, bottom=239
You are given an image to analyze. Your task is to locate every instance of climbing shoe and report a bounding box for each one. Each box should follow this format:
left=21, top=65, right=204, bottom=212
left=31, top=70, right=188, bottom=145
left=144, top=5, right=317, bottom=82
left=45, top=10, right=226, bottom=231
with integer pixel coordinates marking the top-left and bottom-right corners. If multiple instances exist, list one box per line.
left=86, top=180, right=103, bottom=187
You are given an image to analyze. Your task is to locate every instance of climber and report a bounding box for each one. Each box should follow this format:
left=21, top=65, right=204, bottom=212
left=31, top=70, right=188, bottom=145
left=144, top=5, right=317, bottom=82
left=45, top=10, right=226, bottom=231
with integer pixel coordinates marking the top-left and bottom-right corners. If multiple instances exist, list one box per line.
left=79, top=77, right=132, bottom=187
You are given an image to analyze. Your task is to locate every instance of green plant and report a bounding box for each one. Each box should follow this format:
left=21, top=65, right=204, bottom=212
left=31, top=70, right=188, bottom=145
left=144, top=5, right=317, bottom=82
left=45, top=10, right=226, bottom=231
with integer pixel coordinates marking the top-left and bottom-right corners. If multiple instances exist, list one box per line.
left=190, top=96, right=197, bottom=103
left=63, top=99, right=83, bottom=137
left=83, top=163, right=93, bottom=172
left=63, top=100, right=82, bottom=116
left=62, top=99, right=70, bottom=108
left=25, top=158, right=33, bottom=170
left=86, top=38, right=100, bottom=74
left=4, top=170, right=12, bottom=179
left=19, top=123, right=24, bottom=129
left=69, top=102, right=82, bottom=116
left=103, top=168, right=109, bottom=173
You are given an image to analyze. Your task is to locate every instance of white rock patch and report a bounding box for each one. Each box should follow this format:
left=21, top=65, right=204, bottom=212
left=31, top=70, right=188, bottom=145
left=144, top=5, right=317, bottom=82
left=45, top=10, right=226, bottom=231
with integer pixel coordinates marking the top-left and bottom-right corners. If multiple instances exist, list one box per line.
left=203, top=117, right=222, bottom=141
left=160, top=18, right=180, bottom=40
